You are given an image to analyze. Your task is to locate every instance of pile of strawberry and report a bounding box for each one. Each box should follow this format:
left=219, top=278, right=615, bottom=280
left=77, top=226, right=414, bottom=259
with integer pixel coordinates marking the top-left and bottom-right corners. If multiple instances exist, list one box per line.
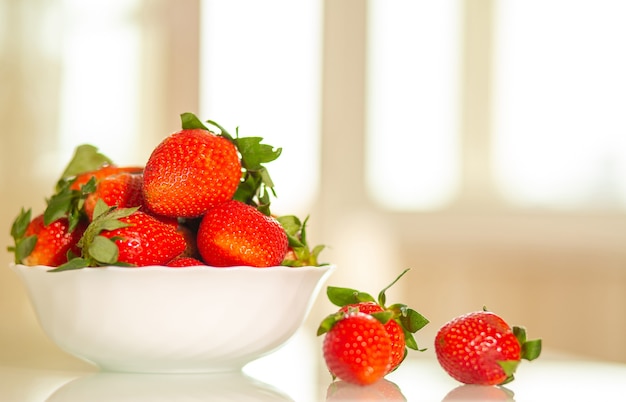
left=317, top=271, right=542, bottom=388
left=8, top=113, right=323, bottom=270
left=8, top=111, right=543, bottom=389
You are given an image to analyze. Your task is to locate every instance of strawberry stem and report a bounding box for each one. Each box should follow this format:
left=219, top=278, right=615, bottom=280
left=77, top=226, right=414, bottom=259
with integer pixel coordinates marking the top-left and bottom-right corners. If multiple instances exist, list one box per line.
left=377, top=268, right=411, bottom=307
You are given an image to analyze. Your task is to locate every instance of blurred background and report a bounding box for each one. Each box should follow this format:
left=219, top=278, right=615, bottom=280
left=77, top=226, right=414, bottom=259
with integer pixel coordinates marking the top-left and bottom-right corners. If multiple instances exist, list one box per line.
left=1, top=0, right=626, bottom=370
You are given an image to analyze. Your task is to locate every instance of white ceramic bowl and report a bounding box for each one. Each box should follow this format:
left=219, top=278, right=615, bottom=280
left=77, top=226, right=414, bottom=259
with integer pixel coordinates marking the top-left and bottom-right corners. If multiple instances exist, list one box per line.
left=11, top=263, right=335, bottom=373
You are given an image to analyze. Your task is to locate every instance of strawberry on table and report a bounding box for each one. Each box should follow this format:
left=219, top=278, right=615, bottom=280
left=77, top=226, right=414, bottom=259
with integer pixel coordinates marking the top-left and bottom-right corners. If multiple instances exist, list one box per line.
left=324, top=269, right=429, bottom=374
left=196, top=200, right=288, bottom=267
left=339, top=302, right=407, bottom=374
left=319, top=311, right=393, bottom=386
left=9, top=209, right=87, bottom=267
left=435, top=308, right=542, bottom=385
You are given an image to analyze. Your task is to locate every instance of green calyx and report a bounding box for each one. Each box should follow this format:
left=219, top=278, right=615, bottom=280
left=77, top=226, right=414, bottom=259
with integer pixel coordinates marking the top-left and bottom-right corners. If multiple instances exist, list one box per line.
left=277, top=215, right=326, bottom=267
left=320, top=268, right=430, bottom=351
left=58, top=144, right=113, bottom=184
left=8, top=208, right=37, bottom=264
left=180, top=112, right=282, bottom=216
left=44, top=176, right=95, bottom=233
left=47, top=144, right=113, bottom=232
left=50, top=199, right=137, bottom=272
left=8, top=145, right=113, bottom=265
left=497, top=360, right=521, bottom=385
left=496, top=325, right=542, bottom=385
left=316, top=307, right=394, bottom=337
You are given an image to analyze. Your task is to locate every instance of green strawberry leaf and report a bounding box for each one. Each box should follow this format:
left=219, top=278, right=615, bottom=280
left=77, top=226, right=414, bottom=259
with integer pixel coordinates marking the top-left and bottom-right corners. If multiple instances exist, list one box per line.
left=180, top=112, right=210, bottom=131
left=317, top=311, right=344, bottom=336
left=92, top=196, right=110, bottom=220
left=323, top=269, right=430, bottom=355
left=49, top=257, right=90, bottom=272
left=377, top=268, right=411, bottom=307
left=51, top=200, right=138, bottom=270
left=204, top=117, right=281, bottom=215
left=44, top=188, right=74, bottom=225
left=88, top=235, right=119, bottom=265
left=371, top=311, right=393, bottom=325
left=403, top=329, right=420, bottom=351
left=58, top=144, right=113, bottom=184
left=522, top=339, right=542, bottom=361
left=514, top=326, right=542, bottom=361
left=8, top=208, right=37, bottom=264
left=278, top=215, right=326, bottom=267
left=390, top=305, right=430, bottom=334
left=326, top=286, right=376, bottom=307
left=47, top=151, right=101, bottom=232
left=279, top=215, right=306, bottom=247
left=10, top=208, right=31, bottom=239
left=14, top=236, right=37, bottom=264
left=235, top=137, right=282, bottom=170
left=497, top=360, right=520, bottom=385
left=311, top=244, right=325, bottom=261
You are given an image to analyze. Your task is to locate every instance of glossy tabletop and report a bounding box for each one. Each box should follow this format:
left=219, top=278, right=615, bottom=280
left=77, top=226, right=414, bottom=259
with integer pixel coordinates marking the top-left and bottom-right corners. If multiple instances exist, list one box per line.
left=2, top=328, right=625, bottom=402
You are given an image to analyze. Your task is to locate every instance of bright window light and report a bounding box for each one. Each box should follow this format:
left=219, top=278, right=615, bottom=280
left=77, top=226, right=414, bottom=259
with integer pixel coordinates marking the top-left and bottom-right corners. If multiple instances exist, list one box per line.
left=493, top=0, right=626, bottom=209
left=57, top=0, right=141, bottom=167
left=200, top=0, right=322, bottom=216
left=365, top=0, right=462, bottom=211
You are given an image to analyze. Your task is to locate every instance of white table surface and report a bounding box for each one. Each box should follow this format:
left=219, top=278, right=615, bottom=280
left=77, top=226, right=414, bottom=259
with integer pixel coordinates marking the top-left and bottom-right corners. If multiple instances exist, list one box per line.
left=1, top=328, right=625, bottom=402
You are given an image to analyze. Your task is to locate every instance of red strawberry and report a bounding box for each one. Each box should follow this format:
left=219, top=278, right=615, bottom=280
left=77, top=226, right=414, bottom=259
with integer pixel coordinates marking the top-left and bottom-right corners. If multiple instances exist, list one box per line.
left=339, top=302, right=406, bottom=373
left=319, top=311, right=393, bottom=386
left=98, top=210, right=186, bottom=266
left=142, top=128, right=241, bottom=218
left=69, top=165, right=144, bottom=191
left=45, top=147, right=143, bottom=237
left=84, top=172, right=144, bottom=219
left=325, top=269, right=429, bottom=374
left=51, top=202, right=186, bottom=271
left=435, top=309, right=542, bottom=385
left=174, top=220, right=202, bottom=260
left=9, top=210, right=87, bottom=267
left=166, top=256, right=206, bottom=267
left=196, top=200, right=288, bottom=267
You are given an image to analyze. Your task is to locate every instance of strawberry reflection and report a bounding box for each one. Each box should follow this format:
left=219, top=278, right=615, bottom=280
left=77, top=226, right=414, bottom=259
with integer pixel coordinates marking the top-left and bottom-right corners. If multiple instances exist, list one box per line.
left=326, top=379, right=406, bottom=401
left=441, top=384, right=515, bottom=401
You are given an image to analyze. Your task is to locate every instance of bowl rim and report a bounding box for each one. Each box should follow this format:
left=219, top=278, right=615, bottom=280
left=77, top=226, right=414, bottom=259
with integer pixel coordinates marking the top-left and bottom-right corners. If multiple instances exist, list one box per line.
left=10, top=263, right=335, bottom=273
